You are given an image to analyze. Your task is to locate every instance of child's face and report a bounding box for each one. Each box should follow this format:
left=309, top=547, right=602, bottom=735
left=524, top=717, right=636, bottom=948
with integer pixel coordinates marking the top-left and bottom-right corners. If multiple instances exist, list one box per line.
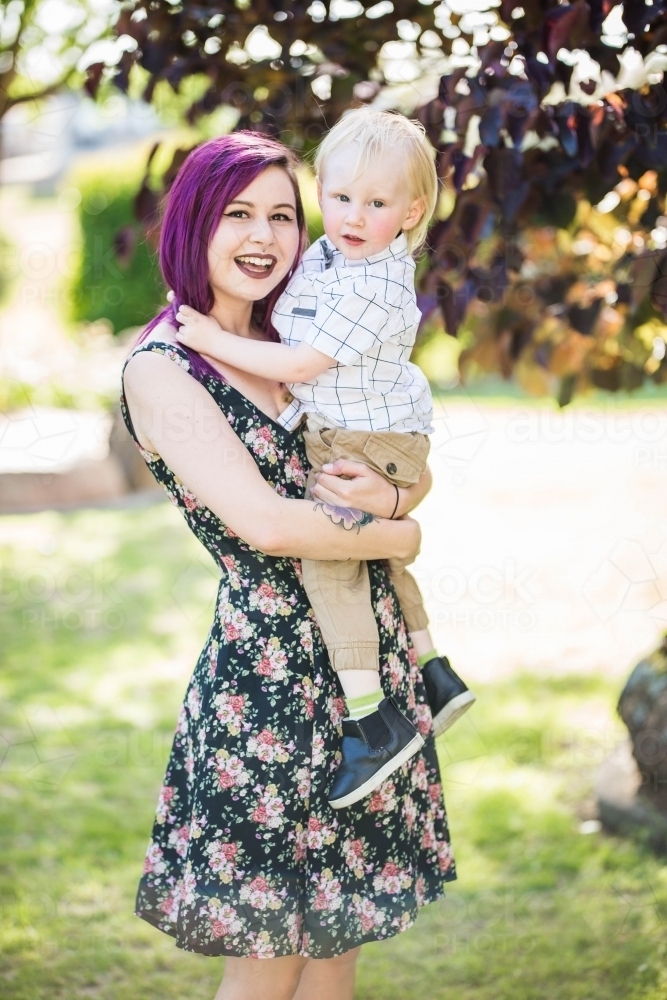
left=317, top=144, right=425, bottom=260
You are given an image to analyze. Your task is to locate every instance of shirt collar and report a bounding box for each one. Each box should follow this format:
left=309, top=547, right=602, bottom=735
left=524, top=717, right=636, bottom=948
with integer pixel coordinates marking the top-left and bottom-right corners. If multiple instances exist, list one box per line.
left=322, top=232, right=410, bottom=267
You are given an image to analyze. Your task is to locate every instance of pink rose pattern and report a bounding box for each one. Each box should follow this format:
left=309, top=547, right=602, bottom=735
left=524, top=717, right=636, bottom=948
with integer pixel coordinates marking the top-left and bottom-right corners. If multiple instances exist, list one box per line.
left=120, top=342, right=456, bottom=960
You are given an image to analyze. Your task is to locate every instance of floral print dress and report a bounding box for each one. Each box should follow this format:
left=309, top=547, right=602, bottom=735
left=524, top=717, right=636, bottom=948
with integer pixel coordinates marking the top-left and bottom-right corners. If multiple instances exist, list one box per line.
left=120, top=340, right=456, bottom=959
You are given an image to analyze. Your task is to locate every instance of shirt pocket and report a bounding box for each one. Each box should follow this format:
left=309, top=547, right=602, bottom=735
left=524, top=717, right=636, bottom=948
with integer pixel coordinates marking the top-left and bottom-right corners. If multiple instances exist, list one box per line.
left=290, top=295, right=318, bottom=319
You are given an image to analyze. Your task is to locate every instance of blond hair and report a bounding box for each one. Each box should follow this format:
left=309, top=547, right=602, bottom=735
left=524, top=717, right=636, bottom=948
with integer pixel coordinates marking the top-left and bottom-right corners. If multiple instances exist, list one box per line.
left=314, top=108, right=438, bottom=254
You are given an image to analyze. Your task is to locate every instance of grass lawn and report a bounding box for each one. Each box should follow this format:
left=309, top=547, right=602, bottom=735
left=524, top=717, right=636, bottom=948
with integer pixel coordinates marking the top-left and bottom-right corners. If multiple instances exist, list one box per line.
left=1, top=503, right=666, bottom=999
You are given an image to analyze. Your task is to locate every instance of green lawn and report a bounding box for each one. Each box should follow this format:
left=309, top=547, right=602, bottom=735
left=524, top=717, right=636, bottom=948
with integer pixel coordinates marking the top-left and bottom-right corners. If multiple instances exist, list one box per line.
left=1, top=504, right=666, bottom=999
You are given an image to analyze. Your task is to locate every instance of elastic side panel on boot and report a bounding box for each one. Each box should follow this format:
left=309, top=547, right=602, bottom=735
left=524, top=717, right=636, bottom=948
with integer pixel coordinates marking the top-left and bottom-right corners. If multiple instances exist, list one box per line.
left=358, top=712, right=392, bottom=750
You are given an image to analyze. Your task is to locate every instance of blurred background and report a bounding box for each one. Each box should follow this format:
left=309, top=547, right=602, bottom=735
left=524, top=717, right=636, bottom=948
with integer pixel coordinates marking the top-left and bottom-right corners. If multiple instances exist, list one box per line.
left=3, top=1, right=667, bottom=997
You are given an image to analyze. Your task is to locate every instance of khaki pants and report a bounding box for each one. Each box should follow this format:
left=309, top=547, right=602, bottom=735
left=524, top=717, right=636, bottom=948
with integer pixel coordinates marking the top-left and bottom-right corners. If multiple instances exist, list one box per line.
left=302, top=424, right=430, bottom=674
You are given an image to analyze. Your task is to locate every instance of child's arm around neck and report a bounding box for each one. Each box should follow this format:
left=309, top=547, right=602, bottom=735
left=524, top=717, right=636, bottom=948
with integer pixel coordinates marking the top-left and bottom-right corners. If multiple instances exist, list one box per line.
left=174, top=303, right=333, bottom=383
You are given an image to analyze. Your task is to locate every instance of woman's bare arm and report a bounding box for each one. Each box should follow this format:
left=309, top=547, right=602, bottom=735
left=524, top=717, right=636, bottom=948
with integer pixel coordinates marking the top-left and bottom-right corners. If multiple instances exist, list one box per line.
left=311, top=460, right=432, bottom=518
left=123, top=351, right=420, bottom=562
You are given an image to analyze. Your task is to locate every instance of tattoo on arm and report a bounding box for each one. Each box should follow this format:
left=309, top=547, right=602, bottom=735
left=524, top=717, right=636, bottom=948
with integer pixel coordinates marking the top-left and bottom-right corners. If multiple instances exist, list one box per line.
left=313, top=501, right=378, bottom=532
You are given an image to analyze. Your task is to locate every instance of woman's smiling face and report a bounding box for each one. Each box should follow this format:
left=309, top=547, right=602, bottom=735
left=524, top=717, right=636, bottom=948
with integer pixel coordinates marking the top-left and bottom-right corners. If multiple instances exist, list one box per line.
left=207, top=165, right=301, bottom=307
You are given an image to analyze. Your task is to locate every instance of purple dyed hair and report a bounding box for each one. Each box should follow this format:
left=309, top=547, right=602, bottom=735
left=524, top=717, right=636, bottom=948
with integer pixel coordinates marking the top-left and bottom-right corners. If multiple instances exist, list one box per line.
left=139, top=132, right=307, bottom=380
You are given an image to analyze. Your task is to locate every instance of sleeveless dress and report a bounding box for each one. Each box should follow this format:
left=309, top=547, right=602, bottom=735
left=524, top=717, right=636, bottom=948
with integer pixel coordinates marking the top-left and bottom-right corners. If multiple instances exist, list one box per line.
left=120, top=340, right=456, bottom=959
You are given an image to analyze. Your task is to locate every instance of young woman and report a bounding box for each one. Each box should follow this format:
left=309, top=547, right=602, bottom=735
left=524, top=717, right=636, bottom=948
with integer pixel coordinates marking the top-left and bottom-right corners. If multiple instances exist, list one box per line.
left=121, top=131, right=456, bottom=1000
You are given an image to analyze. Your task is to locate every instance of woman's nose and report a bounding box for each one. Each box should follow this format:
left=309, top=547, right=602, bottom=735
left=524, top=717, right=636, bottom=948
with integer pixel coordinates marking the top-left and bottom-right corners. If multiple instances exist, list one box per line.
left=248, top=215, right=275, bottom=246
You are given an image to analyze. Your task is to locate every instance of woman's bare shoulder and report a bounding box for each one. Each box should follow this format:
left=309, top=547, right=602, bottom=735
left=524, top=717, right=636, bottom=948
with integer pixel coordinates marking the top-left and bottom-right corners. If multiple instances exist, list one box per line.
left=124, top=321, right=177, bottom=360
left=123, top=322, right=186, bottom=386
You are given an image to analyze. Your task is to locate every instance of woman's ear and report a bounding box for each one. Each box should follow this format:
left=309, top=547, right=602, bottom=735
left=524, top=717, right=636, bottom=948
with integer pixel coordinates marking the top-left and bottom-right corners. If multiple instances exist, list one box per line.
left=402, top=196, right=426, bottom=233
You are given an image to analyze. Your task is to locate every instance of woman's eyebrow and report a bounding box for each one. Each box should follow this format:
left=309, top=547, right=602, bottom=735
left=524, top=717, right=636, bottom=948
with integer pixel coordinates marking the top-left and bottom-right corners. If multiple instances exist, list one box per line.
left=226, top=199, right=294, bottom=210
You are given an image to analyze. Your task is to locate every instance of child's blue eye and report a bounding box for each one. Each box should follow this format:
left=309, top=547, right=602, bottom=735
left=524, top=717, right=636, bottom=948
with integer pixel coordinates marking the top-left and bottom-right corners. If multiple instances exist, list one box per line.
left=338, top=194, right=350, bottom=202
left=372, top=200, right=384, bottom=208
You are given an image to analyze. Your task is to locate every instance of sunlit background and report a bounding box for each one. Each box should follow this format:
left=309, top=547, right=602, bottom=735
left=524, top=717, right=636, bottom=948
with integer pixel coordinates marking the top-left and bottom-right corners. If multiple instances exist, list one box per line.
left=2, top=1, right=667, bottom=997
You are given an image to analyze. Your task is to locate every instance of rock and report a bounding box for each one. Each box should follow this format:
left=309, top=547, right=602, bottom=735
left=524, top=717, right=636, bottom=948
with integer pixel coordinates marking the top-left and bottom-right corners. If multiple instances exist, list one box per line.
left=617, top=640, right=667, bottom=814
left=596, top=740, right=667, bottom=853
left=596, top=639, right=667, bottom=854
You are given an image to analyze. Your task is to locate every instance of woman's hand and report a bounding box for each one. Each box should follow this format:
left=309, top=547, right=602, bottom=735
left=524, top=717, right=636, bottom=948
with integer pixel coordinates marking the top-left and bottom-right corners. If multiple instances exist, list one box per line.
left=310, top=459, right=432, bottom=519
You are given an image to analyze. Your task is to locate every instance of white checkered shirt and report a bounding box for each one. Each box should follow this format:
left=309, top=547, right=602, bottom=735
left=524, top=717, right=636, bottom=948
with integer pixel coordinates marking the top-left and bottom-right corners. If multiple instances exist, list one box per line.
left=273, top=233, right=433, bottom=434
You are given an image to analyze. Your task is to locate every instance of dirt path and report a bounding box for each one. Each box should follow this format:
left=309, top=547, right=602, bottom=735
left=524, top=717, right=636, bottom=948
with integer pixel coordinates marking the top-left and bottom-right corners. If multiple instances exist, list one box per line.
left=418, top=396, right=667, bottom=682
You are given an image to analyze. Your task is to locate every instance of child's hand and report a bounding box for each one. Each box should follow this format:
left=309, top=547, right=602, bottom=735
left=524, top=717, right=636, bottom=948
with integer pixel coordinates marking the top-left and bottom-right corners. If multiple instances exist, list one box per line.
left=175, top=303, right=222, bottom=354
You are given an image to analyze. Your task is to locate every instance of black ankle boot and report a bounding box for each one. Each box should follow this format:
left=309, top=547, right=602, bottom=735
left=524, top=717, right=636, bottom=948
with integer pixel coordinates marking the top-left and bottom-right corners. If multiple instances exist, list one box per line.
left=421, top=656, right=476, bottom=737
left=328, top=697, right=424, bottom=809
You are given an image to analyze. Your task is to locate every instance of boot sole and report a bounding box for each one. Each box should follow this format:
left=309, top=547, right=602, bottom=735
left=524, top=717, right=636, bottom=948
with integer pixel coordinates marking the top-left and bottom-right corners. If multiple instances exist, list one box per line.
left=328, top=733, right=425, bottom=810
left=432, top=690, right=476, bottom=738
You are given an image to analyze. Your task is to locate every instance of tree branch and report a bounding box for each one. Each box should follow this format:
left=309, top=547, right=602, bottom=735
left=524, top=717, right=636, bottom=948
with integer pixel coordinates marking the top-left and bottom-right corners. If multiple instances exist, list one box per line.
left=2, top=66, right=79, bottom=117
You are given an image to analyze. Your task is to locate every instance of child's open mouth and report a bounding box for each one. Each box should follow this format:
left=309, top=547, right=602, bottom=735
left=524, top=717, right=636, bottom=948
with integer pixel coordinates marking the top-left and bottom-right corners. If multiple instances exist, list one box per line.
left=342, top=235, right=365, bottom=247
left=234, top=254, right=277, bottom=278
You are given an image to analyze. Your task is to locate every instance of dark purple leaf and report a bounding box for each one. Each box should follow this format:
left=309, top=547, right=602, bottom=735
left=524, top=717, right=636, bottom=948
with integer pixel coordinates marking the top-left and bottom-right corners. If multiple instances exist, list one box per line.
left=162, top=147, right=194, bottom=191
left=598, top=130, right=638, bottom=183
left=437, top=279, right=458, bottom=336
left=524, top=56, right=554, bottom=97
left=587, top=0, right=610, bottom=33
left=438, top=69, right=468, bottom=107
left=623, top=0, right=665, bottom=36
left=484, top=147, right=529, bottom=221
left=575, top=110, right=595, bottom=167
left=450, top=78, right=488, bottom=138
left=84, top=62, right=105, bottom=99
left=141, top=38, right=178, bottom=77
left=416, top=292, right=439, bottom=330
left=112, top=226, right=136, bottom=267
left=438, top=277, right=479, bottom=337
left=416, top=98, right=445, bottom=146
left=634, top=131, right=667, bottom=170
left=543, top=1, right=590, bottom=64
left=113, top=50, right=134, bottom=93
left=478, top=40, right=506, bottom=73
left=568, top=299, right=602, bottom=335
left=438, top=144, right=478, bottom=192
left=479, top=105, right=502, bottom=147
left=555, top=104, right=579, bottom=158
left=134, top=183, right=160, bottom=228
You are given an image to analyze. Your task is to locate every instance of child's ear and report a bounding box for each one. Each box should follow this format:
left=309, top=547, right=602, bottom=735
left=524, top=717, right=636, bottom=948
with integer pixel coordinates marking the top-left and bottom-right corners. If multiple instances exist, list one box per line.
left=402, top=197, right=426, bottom=232
left=316, top=176, right=323, bottom=209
